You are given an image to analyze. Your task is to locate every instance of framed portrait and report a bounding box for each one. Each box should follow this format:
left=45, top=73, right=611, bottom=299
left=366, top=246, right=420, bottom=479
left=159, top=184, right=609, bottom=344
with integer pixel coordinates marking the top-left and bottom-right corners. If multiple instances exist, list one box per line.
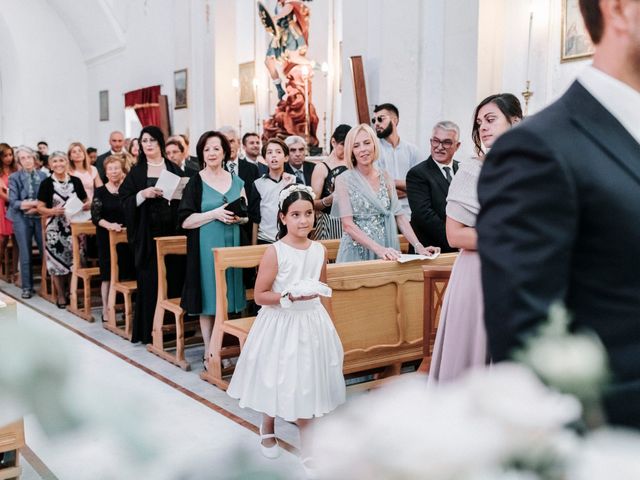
left=174, top=69, right=188, bottom=109
left=561, top=0, right=595, bottom=62
left=99, top=90, right=109, bottom=121
left=239, top=62, right=255, bottom=105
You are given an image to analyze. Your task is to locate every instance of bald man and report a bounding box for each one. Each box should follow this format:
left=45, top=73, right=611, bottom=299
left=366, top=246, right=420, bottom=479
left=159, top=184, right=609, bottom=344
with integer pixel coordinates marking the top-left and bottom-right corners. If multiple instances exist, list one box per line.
left=96, top=131, right=125, bottom=182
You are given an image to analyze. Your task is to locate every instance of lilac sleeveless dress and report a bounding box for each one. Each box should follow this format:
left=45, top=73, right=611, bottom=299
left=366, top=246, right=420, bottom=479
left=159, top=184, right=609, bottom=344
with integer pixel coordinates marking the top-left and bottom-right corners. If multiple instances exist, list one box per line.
left=429, top=158, right=488, bottom=383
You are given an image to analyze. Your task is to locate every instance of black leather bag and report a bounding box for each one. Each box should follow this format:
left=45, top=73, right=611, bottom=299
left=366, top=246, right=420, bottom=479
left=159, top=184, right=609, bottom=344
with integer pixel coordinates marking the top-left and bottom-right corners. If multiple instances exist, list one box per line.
left=225, top=197, right=248, bottom=217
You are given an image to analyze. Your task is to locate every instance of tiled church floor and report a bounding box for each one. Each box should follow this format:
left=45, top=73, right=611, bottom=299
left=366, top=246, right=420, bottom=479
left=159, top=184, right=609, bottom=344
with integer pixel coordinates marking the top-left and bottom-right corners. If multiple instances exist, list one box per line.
left=1, top=279, right=329, bottom=479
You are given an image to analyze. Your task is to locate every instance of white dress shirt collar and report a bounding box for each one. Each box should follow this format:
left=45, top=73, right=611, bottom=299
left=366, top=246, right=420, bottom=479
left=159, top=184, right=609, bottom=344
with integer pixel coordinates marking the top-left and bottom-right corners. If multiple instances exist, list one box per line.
left=433, top=158, right=454, bottom=180
left=578, top=65, right=640, bottom=145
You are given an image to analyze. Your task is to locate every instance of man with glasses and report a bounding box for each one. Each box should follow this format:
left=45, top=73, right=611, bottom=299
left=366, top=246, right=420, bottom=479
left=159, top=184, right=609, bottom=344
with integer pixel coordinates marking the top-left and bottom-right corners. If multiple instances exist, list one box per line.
left=372, top=103, right=419, bottom=217
left=406, top=121, right=460, bottom=252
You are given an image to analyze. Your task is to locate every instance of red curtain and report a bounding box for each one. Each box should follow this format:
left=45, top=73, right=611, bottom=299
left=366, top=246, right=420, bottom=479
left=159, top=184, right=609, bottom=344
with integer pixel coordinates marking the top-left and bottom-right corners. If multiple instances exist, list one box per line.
left=124, top=85, right=161, bottom=127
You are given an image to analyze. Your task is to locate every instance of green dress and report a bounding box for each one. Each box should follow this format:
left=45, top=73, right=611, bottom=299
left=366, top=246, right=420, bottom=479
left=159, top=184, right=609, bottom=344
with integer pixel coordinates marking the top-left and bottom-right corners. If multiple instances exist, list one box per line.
left=199, top=176, right=246, bottom=315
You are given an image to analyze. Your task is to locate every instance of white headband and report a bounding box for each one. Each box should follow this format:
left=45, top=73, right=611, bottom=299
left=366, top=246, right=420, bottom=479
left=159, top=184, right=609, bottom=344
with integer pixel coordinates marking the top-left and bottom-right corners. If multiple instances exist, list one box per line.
left=278, top=184, right=316, bottom=209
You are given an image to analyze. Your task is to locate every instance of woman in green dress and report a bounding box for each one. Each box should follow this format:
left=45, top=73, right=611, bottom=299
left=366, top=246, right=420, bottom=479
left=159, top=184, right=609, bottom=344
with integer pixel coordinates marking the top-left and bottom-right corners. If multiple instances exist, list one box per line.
left=178, top=131, right=247, bottom=369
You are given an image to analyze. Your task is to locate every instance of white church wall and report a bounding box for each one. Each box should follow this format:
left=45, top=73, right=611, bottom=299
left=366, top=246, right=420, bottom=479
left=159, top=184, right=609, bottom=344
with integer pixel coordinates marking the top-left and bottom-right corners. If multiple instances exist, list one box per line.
left=339, top=0, right=481, bottom=160
left=0, top=0, right=88, bottom=150
left=498, top=0, right=592, bottom=118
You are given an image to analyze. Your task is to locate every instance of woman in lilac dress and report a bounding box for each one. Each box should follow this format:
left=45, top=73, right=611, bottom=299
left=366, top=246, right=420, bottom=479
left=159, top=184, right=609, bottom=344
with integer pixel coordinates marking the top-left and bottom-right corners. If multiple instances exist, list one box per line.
left=429, top=94, right=523, bottom=383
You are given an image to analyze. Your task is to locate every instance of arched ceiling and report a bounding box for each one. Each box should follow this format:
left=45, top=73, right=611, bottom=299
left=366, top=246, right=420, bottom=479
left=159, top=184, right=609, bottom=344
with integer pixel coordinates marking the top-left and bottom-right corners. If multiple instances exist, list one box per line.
left=46, top=0, right=127, bottom=64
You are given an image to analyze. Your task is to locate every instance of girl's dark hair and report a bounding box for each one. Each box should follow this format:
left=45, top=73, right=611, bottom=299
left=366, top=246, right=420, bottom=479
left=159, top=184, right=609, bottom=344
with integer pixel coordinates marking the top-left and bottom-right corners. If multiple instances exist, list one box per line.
left=261, top=137, right=289, bottom=159
left=195, top=131, right=231, bottom=169
left=276, top=185, right=315, bottom=240
left=137, top=125, right=166, bottom=164
left=471, top=93, right=523, bottom=156
left=329, top=124, right=351, bottom=152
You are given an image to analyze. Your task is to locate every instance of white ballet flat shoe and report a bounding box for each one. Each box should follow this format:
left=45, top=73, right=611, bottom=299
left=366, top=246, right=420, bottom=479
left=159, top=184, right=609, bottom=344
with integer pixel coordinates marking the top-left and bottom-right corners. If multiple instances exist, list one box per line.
left=259, top=425, right=281, bottom=459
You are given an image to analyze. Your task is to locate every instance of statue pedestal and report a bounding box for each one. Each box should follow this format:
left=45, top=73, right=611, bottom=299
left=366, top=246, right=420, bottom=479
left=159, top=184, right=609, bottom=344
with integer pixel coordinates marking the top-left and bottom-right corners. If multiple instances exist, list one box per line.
left=263, top=63, right=320, bottom=148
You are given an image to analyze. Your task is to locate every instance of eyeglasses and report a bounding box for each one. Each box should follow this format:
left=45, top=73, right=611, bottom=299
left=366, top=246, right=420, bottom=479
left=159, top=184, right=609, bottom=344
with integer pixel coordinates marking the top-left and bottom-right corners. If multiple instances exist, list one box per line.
left=371, top=115, right=388, bottom=125
left=140, top=138, right=158, bottom=144
left=430, top=138, right=456, bottom=149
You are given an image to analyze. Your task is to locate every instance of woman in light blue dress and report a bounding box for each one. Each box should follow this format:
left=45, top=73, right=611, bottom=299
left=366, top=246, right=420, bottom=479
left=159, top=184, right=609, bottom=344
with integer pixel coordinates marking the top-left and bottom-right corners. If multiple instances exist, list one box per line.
left=331, top=124, right=439, bottom=263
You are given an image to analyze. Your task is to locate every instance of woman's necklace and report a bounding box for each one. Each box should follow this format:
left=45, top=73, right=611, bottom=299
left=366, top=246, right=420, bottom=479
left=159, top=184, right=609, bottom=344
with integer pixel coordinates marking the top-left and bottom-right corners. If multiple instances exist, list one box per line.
left=54, top=173, right=69, bottom=185
left=147, top=159, right=164, bottom=167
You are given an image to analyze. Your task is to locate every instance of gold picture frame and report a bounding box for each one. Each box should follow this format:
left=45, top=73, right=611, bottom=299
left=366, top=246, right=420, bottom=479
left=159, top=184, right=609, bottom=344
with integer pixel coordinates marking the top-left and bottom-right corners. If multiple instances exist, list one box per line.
left=239, top=62, right=255, bottom=105
left=174, top=69, right=188, bottom=109
left=561, top=0, right=595, bottom=62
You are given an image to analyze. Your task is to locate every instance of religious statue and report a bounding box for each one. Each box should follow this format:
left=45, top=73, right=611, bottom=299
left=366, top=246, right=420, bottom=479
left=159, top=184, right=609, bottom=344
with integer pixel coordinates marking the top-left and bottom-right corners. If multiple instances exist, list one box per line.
left=259, top=0, right=320, bottom=150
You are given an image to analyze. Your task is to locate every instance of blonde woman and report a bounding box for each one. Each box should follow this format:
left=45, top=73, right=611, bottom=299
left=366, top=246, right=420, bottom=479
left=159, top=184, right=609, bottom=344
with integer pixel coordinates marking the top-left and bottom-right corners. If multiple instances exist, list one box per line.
left=331, top=124, right=439, bottom=262
left=68, top=142, right=102, bottom=200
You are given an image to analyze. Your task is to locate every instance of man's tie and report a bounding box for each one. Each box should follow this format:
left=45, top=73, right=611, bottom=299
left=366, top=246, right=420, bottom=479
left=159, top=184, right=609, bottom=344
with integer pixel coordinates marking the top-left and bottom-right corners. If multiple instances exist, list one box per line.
left=228, top=162, right=236, bottom=175
left=294, top=169, right=305, bottom=185
left=443, top=166, right=452, bottom=184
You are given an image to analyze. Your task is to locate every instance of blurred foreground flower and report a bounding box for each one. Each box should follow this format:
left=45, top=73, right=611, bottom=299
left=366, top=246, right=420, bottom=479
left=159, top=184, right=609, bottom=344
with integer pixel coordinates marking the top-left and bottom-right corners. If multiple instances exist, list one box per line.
left=515, top=302, right=609, bottom=428
left=313, top=364, right=581, bottom=480
left=0, top=318, right=80, bottom=433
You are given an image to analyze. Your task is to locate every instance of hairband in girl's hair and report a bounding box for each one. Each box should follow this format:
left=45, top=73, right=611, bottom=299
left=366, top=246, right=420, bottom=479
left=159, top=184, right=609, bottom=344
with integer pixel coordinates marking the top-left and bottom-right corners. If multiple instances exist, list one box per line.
left=278, top=184, right=316, bottom=209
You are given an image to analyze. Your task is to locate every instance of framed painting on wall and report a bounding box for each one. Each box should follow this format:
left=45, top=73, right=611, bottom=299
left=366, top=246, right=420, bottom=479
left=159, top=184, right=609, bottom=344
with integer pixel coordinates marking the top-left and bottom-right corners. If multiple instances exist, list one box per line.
left=239, top=62, right=255, bottom=105
left=99, top=90, right=109, bottom=121
left=561, top=0, right=595, bottom=62
left=174, top=69, right=188, bottom=109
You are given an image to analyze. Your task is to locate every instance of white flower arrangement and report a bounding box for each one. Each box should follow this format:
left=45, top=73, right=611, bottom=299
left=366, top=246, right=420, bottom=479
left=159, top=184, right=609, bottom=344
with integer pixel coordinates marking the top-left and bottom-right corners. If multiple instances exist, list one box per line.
left=310, top=303, right=640, bottom=480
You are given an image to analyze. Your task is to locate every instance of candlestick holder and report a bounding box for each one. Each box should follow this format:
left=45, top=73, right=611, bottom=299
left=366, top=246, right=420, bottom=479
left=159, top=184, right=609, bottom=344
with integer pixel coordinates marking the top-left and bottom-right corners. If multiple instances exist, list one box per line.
left=522, top=80, right=533, bottom=116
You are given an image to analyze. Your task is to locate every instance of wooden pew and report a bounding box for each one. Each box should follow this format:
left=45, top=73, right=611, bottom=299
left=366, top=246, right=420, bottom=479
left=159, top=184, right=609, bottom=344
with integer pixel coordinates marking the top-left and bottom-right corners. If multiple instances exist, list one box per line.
left=0, top=294, right=24, bottom=480
left=146, top=235, right=410, bottom=371
left=105, top=229, right=137, bottom=340
left=0, top=420, right=24, bottom=480
left=202, top=241, right=455, bottom=390
left=146, top=236, right=200, bottom=370
left=39, top=217, right=56, bottom=303
left=68, top=222, right=101, bottom=322
left=418, top=266, right=453, bottom=373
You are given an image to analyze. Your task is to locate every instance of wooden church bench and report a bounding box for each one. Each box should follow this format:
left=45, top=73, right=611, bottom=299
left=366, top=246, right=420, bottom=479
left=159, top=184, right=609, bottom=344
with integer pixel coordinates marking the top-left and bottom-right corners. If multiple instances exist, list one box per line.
left=0, top=420, right=24, bottom=480
left=68, top=221, right=101, bottom=322
left=417, top=265, right=454, bottom=373
left=201, top=240, right=455, bottom=390
left=146, top=236, right=200, bottom=370
left=104, top=228, right=137, bottom=340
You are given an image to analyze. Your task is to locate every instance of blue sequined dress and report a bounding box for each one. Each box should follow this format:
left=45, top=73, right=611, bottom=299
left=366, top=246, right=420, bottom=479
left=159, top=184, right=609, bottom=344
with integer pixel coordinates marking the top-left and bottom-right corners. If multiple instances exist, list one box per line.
left=332, top=168, right=402, bottom=263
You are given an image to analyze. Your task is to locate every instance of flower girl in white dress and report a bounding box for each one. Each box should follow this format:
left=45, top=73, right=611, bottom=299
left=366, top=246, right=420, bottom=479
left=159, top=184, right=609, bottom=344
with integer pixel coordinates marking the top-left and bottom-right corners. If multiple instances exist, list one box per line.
left=227, top=184, right=346, bottom=474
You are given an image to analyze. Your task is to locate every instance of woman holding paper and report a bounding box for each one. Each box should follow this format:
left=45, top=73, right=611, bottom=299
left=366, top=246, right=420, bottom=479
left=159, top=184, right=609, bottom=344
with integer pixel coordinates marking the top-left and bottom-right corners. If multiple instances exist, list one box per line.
left=37, top=151, right=89, bottom=308
left=120, top=125, right=186, bottom=344
left=331, top=124, right=439, bottom=263
left=178, top=130, right=247, bottom=370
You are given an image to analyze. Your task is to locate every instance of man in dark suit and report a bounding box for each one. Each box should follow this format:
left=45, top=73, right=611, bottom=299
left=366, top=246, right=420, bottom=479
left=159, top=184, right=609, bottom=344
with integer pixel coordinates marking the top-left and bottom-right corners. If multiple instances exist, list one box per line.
left=166, top=138, right=199, bottom=177
left=219, top=126, right=259, bottom=190
left=284, top=135, right=315, bottom=186
left=407, top=121, right=460, bottom=252
left=96, top=131, right=125, bottom=182
left=477, top=0, right=640, bottom=429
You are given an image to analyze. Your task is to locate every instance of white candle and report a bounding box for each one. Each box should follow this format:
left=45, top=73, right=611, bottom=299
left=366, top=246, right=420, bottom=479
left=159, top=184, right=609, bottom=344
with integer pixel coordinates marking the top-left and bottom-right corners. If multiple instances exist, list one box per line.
left=526, top=12, right=533, bottom=81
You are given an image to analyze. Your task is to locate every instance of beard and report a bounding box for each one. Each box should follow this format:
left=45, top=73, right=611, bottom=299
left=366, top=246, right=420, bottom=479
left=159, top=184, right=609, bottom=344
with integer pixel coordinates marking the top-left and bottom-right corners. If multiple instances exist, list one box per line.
left=376, top=123, right=393, bottom=139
